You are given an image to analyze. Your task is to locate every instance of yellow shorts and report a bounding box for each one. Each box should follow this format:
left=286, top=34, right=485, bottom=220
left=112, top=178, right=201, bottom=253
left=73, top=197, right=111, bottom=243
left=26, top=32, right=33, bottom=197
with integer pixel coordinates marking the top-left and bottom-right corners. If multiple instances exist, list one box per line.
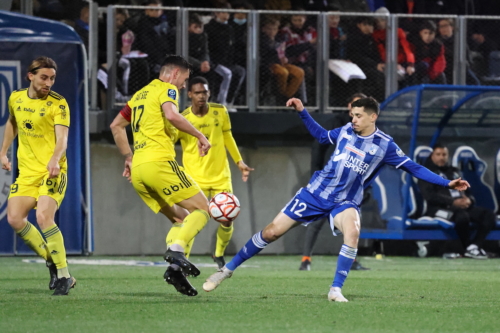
left=9, top=171, right=68, bottom=207
left=200, top=182, right=233, bottom=199
left=132, top=160, right=201, bottom=213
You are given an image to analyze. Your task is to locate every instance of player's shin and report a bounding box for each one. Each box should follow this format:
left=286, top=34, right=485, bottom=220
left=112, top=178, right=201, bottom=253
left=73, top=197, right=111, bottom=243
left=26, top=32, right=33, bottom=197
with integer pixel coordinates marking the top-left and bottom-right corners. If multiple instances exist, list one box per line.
left=16, top=221, right=52, bottom=261
left=225, top=231, right=269, bottom=271
left=171, top=209, right=210, bottom=251
left=42, top=224, right=70, bottom=279
left=332, top=244, right=357, bottom=288
left=215, top=223, right=233, bottom=257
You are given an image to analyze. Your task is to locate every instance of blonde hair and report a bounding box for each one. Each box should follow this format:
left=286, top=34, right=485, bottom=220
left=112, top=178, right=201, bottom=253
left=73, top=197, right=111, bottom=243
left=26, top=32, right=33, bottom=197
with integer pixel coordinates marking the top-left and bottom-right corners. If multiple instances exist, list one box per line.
left=26, top=56, right=57, bottom=81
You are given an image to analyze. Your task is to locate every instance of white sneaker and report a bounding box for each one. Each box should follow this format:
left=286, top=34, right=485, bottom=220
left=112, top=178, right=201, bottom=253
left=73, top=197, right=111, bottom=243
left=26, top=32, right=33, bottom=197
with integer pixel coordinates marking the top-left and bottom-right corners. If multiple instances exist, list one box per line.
left=328, top=287, right=348, bottom=302
left=203, top=266, right=233, bottom=292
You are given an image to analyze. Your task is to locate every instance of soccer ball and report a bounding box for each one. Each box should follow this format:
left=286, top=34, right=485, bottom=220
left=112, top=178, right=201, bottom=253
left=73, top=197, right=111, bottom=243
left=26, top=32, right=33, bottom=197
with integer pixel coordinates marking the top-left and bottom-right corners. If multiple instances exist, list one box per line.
left=209, top=192, right=241, bottom=223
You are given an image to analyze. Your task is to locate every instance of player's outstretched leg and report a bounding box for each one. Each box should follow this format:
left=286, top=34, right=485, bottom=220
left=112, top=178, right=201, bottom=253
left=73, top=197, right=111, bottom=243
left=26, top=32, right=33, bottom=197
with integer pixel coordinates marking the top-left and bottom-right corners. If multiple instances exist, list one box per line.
left=164, top=266, right=198, bottom=296
left=204, top=212, right=297, bottom=292
left=213, top=222, right=233, bottom=269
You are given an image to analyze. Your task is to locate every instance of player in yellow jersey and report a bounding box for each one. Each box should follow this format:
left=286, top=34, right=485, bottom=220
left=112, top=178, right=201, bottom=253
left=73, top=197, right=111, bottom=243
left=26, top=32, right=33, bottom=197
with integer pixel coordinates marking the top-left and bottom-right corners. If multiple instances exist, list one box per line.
left=0, top=57, right=75, bottom=296
left=110, top=55, right=211, bottom=296
left=178, top=76, right=254, bottom=269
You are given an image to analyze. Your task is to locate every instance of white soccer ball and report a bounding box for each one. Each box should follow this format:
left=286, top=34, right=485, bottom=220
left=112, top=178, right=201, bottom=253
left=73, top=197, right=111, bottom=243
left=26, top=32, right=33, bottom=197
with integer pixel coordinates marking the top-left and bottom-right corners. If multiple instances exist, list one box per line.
left=209, top=192, right=241, bottom=223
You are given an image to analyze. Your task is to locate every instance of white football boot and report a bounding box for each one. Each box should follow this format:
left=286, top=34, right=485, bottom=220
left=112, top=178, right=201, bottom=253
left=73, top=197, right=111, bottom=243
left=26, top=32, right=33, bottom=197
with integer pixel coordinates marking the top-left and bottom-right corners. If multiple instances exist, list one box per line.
left=328, top=287, right=349, bottom=302
left=203, top=266, right=233, bottom=292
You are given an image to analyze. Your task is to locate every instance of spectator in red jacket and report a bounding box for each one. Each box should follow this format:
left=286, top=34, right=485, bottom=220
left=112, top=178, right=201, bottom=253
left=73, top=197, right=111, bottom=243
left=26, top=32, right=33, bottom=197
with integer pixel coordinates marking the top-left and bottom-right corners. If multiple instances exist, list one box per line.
left=372, top=7, right=415, bottom=87
left=411, top=20, right=446, bottom=84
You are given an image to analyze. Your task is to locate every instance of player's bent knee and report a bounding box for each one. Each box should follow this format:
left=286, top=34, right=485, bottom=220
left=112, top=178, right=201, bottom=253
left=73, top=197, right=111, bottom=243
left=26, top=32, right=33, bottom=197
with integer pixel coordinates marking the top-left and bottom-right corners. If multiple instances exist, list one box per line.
left=35, top=211, right=54, bottom=228
left=7, top=213, right=26, bottom=230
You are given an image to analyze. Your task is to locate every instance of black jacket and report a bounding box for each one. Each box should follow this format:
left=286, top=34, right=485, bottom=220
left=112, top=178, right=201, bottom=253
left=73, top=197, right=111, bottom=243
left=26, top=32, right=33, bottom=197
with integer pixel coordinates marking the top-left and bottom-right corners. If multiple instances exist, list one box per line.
left=188, top=32, right=210, bottom=70
left=204, top=19, right=235, bottom=67
left=134, top=15, right=174, bottom=66
left=419, top=158, right=475, bottom=212
left=346, top=29, right=382, bottom=72
left=229, top=19, right=247, bottom=68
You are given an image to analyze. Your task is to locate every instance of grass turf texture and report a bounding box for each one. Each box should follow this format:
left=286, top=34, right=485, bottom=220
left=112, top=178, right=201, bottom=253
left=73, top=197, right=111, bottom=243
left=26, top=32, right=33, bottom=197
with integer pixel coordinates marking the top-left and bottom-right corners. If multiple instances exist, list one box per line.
left=1, top=256, right=499, bottom=333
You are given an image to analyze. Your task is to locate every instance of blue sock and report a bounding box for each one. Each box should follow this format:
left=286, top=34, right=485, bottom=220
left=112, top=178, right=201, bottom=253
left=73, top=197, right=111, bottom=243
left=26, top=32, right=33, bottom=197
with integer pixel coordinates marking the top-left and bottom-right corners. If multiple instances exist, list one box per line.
left=332, top=244, right=357, bottom=288
left=226, top=231, right=269, bottom=271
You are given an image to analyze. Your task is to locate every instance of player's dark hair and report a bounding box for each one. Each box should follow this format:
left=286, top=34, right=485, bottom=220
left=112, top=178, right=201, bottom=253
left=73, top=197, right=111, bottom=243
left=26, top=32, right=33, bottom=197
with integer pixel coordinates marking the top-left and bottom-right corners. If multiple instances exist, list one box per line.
left=26, top=56, right=57, bottom=81
left=160, top=54, right=192, bottom=73
left=350, top=97, right=380, bottom=115
left=433, top=142, right=447, bottom=150
left=347, top=92, right=367, bottom=105
left=189, top=13, right=202, bottom=26
left=188, top=76, right=209, bottom=91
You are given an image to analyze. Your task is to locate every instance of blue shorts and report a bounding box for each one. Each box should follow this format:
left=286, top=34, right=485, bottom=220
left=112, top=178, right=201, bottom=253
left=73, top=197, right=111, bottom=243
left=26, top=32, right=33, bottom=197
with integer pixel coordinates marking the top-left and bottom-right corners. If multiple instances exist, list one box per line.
left=281, top=188, right=359, bottom=234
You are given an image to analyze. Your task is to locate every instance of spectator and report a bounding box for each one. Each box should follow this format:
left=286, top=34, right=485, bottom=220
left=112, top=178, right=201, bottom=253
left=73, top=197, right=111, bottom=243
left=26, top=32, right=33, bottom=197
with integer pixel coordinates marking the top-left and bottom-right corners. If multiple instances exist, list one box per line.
left=347, top=16, right=385, bottom=102
left=372, top=7, right=415, bottom=87
left=410, top=20, right=446, bottom=84
left=328, top=11, right=346, bottom=60
left=386, top=0, right=426, bottom=36
left=419, top=144, right=495, bottom=259
left=468, top=24, right=498, bottom=78
left=437, top=18, right=480, bottom=85
left=74, top=3, right=90, bottom=51
left=188, top=13, right=211, bottom=76
left=260, top=17, right=304, bottom=100
left=134, top=0, right=174, bottom=79
left=205, top=3, right=246, bottom=109
left=280, top=12, right=317, bottom=102
left=229, top=1, right=252, bottom=69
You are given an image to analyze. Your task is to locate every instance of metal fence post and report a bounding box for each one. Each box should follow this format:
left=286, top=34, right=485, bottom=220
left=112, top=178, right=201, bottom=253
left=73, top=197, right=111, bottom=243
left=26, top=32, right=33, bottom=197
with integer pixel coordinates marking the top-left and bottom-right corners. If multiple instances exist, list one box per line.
left=89, top=1, right=99, bottom=110
left=319, top=12, right=329, bottom=113
left=106, top=5, right=117, bottom=120
left=179, top=8, right=189, bottom=111
left=386, top=14, right=398, bottom=98
left=247, top=11, right=258, bottom=113
left=454, top=16, right=467, bottom=85
left=20, top=0, right=33, bottom=16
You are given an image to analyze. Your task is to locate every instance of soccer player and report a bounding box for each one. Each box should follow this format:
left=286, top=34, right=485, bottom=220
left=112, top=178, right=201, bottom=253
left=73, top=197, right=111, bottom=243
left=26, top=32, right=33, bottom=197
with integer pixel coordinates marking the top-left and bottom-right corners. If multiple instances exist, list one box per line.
left=203, top=97, right=470, bottom=302
left=110, top=55, right=211, bottom=296
left=0, top=56, right=75, bottom=295
left=177, top=76, right=253, bottom=268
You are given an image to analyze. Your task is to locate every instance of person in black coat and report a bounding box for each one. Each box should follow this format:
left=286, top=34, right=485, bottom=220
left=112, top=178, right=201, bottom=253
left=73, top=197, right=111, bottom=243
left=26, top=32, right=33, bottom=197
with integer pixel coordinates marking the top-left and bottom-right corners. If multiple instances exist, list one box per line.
left=419, top=144, right=495, bottom=259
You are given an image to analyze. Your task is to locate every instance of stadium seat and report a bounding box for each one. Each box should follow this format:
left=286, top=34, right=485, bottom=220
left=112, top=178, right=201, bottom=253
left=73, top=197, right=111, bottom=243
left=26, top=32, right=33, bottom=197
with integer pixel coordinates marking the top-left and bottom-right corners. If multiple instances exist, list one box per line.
left=452, top=146, right=498, bottom=212
left=371, top=165, right=406, bottom=229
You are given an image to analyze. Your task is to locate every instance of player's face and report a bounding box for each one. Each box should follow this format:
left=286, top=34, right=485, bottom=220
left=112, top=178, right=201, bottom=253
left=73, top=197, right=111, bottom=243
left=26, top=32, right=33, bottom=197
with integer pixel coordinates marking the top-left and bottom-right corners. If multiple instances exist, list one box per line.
left=351, top=106, right=376, bottom=135
left=145, top=4, right=162, bottom=18
left=420, top=29, right=436, bottom=44
left=29, top=68, right=56, bottom=98
left=189, top=83, right=210, bottom=107
left=262, top=23, right=279, bottom=39
left=172, top=68, right=190, bottom=90
left=431, top=147, right=449, bottom=167
left=291, top=16, right=306, bottom=29
left=347, top=97, right=362, bottom=117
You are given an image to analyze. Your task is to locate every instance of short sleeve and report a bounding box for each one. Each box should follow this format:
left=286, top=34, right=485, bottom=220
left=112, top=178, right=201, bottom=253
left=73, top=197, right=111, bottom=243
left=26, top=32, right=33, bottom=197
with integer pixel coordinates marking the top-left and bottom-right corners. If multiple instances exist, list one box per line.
left=383, top=141, right=410, bottom=169
left=159, top=86, right=179, bottom=108
left=54, top=99, right=70, bottom=127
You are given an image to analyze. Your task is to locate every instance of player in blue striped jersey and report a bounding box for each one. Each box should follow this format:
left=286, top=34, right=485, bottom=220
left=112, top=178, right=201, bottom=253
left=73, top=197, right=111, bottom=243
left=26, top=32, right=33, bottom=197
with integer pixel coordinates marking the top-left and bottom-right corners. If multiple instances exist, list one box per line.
left=203, top=97, right=470, bottom=302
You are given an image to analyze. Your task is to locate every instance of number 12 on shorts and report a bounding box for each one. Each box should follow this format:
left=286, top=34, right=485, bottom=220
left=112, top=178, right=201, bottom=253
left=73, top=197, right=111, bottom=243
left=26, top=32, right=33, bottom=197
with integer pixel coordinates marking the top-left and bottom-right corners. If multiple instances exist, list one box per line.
left=290, top=199, right=307, bottom=217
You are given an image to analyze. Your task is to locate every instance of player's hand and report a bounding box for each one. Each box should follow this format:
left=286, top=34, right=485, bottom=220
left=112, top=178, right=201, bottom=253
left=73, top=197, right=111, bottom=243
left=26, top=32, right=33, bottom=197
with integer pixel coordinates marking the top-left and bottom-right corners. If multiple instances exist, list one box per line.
left=197, top=135, right=211, bottom=157
left=123, top=154, right=133, bottom=183
left=1, top=155, right=11, bottom=171
left=237, top=160, right=254, bottom=182
left=448, top=178, right=470, bottom=191
left=47, top=158, right=60, bottom=179
left=286, top=98, right=304, bottom=112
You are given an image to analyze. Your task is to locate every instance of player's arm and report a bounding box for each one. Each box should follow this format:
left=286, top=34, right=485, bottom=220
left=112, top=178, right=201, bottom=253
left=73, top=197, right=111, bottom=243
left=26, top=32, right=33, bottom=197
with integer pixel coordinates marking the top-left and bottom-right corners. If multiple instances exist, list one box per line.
left=47, top=125, right=68, bottom=178
left=0, top=114, right=18, bottom=171
left=222, top=111, right=254, bottom=182
left=286, top=98, right=340, bottom=145
left=162, top=102, right=211, bottom=156
left=110, top=105, right=133, bottom=180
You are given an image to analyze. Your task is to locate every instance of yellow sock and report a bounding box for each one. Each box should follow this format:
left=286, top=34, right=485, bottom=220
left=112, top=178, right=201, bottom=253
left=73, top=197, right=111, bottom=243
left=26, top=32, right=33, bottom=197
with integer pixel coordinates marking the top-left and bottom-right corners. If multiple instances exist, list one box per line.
left=16, top=222, right=52, bottom=261
left=215, top=224, right=234, bottom=257
left=184, top=237, right=195, bottom=258
left=42, top=224, right=68, bottom=278
left=166, top=222, right=182, bottom=249
left=172, top=209, right=210, bottom=249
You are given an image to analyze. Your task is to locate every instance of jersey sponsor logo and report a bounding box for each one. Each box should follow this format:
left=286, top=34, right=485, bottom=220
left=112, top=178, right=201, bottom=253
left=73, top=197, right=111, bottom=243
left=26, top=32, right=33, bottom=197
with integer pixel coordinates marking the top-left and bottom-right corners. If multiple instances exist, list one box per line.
left=59, top=105, right=66, bottom=110
left=22, top=119, right=34, bottom=131
left=343, top=155, right=369, bottom=175
left=167, top=89, right=177, bottom=100
left=199, top=123, right=209, bottom=129
left=16, top=98, right=22, bottom=103
left=23, top=107, right=35, bottom=113
left=368, top=144, right=378, bottom=155
left=61, top=110, right=67, bottom=119
left=396, top=149, right=405, bottom=157
left=345, top=144, right=366, bottom=157
left=333, top=152, right=347, bottom=162
left=46, top=101, right=53, bottom=106
left=16, top=106, right=21, bottom=112
left=213, top=110, right=218, bottom=115
left=134, top=142, right=146, bottom=150
left=40, top=108, right=45, bottom=117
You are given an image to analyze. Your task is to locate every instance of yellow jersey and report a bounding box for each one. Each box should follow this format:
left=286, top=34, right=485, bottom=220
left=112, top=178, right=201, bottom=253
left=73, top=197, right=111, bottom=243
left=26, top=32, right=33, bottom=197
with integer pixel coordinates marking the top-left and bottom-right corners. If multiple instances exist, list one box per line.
left=127, top=79, right=179, bottom=167
left=178, top=103, right=242, bottom=187
left=8, top=88, right=70, bottom=177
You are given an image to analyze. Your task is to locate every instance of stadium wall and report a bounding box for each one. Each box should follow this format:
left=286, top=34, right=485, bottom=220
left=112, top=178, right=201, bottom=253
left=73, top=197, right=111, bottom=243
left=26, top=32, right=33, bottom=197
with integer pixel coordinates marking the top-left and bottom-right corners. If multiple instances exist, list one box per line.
left=91, top=143, right=344, bottom=256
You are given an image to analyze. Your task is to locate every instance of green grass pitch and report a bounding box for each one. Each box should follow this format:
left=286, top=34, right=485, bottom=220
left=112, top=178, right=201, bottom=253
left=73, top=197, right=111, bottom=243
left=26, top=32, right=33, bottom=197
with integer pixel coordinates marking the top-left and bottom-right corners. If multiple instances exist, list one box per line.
left=1, top=255, right=499, bottom=333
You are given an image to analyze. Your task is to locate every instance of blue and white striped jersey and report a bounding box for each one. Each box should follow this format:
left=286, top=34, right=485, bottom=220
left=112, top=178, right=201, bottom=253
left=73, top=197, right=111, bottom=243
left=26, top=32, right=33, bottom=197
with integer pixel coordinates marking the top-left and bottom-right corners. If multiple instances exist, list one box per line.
left=299, top=111, right=449, bottom=206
